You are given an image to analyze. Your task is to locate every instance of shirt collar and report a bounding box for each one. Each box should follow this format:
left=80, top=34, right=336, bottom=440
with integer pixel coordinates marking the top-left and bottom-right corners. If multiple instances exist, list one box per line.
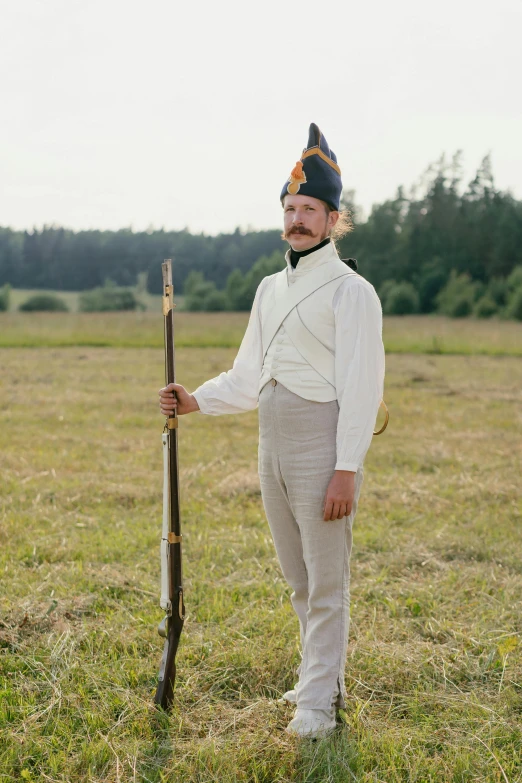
left=284, top=239, right=340, bottom=276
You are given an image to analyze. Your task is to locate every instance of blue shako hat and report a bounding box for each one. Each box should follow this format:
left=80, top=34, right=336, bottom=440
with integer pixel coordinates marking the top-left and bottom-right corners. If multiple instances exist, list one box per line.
left=280, top=123, right=342, bottom=211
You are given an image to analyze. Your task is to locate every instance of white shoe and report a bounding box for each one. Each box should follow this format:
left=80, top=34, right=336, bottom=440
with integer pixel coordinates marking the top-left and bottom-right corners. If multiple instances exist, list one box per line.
left=285, top=708, right=336, bottom=739
left=277, top=688, right=297, bottom=705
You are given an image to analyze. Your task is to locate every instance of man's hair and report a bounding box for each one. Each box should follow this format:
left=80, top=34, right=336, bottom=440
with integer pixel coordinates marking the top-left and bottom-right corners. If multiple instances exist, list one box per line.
left=324, top=202, right=354, bottom=242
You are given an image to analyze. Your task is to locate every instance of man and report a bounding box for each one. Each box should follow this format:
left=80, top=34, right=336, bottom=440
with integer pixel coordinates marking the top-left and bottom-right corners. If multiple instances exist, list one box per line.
left=159, top=123, right=385, bottom=738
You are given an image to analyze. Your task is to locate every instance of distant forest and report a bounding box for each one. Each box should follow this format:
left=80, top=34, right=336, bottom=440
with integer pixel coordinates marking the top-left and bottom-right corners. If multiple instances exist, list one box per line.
left=1, top=153, right=522, bottom=314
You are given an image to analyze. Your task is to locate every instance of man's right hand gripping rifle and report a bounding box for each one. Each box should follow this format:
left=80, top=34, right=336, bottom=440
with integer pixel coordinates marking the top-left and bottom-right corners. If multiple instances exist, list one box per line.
left=159, top=383, right=200, bottom=417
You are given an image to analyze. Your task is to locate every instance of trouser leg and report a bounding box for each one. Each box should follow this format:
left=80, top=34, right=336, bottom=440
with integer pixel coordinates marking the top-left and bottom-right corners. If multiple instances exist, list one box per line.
left=258, top=381, right=364, bottom=710
left=284, top=464, right=364, bottom=710
left=257, top=389, right=308, bottom=669
left=257, top=460, right=309, bottom=661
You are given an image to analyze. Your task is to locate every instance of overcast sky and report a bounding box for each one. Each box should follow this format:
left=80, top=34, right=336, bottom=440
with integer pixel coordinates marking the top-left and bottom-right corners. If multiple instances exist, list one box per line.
left=1, top=0, right=521, bottom=235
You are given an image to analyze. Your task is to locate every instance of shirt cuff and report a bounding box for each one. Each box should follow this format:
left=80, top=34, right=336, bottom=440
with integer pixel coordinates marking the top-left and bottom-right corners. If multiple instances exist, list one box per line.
left=335, top=462, right=359, bottom=473
left=191, top=389, right=207, bottom=414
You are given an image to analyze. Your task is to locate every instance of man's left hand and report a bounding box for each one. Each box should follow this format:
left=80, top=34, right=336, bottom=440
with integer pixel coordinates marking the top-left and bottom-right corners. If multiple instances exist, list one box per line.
left=323, top=470, right=356, bottom=521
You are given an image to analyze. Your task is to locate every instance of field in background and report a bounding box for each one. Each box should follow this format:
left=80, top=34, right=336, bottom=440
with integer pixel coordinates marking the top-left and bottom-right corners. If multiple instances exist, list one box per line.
left=7, top=288, right=174, bottom=313
left=0, top=311, right=521, bottom=355
left=1, top=320, right=521, bottom=781
left=8, top=289, right=83, bottom=312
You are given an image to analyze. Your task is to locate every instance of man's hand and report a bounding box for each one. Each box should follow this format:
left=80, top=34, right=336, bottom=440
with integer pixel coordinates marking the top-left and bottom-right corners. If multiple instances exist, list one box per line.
left=323, top=470, right=356, bottom=521
left=159, top=383, right=200, bottom=417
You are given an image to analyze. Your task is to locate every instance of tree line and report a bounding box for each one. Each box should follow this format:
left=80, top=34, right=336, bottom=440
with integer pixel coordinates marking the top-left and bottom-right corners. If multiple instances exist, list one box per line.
left=0, top=225, right=282, bottom=296
left=336, top=152, right=522, bottom=317
left=1, top=152, right=522, bottom=318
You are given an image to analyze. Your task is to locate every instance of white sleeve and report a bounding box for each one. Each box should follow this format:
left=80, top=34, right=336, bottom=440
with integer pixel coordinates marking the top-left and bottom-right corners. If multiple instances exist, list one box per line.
left=191, top=279, right=267, bottom=415
left=333, top=278, right=385, bottom=472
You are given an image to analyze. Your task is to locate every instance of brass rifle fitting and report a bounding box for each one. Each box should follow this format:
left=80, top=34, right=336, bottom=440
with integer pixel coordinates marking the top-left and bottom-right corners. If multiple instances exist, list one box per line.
left=162, top=284, right=175, bottom=316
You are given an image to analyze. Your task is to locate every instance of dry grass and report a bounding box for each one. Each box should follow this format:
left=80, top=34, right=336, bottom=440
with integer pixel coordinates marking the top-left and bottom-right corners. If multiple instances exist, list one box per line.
left=0, top=340, right=521, bottom=781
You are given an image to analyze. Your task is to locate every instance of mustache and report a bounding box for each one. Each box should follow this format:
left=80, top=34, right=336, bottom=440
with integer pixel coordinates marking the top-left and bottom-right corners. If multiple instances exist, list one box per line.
left=284, top=226, right=315, bottom=238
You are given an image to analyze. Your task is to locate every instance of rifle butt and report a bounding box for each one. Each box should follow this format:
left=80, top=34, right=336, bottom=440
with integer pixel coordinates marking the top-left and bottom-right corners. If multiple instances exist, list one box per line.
left=154, top=625, right=182, bottom=710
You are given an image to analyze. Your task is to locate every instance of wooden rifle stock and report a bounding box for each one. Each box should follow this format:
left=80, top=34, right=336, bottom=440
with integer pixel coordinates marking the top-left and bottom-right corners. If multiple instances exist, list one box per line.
left=154, top=259, right=185, bottom=710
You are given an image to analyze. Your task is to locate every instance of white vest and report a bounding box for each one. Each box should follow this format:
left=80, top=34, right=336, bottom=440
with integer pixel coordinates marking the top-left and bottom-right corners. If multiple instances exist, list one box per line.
left=258, top=242, right=356, bottom=402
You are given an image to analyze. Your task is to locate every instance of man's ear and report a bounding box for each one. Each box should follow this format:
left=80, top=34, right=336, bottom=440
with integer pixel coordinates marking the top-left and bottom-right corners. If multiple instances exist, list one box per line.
left=328, top=210, right=340, bottom=229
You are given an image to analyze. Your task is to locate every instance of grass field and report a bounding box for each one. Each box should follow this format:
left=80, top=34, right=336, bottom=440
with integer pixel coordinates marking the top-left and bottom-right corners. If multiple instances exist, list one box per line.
left=1, top=316, right=521, bottom=782
left=0, top=311, right=521, bottom=354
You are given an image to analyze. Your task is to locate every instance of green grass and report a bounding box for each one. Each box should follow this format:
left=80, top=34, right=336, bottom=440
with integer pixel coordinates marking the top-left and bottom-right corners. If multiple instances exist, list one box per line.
left=0, top=312, right=521, bottom=354
left=6, top=288, right=178, bottom=314
left=1, top=334, right=521, bottom=780
left=0, top=311, right=241, bottom=348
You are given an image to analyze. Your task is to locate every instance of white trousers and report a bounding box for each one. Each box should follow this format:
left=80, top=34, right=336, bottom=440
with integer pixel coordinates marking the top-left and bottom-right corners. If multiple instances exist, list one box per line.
left=258, top=380, right=364, bottom=711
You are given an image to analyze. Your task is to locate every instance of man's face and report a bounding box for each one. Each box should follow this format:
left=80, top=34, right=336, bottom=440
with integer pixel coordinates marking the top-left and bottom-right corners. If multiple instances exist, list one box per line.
left=282, top=194, right=338, bottom=251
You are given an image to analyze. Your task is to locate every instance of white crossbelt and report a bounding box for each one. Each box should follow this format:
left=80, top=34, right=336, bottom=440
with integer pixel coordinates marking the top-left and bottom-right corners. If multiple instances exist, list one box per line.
left=262, top=261, right=357, bottom=385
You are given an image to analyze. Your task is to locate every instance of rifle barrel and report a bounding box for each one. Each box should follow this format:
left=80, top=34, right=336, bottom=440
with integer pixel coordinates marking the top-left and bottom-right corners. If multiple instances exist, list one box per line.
left=154, top=258, right=185, bottom=710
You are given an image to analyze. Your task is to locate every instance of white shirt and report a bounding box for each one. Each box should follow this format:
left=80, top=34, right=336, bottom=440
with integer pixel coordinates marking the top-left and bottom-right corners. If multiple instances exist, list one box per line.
left=192, top=242, right=385, bottom=473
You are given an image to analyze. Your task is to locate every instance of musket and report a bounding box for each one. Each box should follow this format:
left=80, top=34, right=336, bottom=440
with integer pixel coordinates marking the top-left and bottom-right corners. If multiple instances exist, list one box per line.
left=154, top=258, right=185, bottom=710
